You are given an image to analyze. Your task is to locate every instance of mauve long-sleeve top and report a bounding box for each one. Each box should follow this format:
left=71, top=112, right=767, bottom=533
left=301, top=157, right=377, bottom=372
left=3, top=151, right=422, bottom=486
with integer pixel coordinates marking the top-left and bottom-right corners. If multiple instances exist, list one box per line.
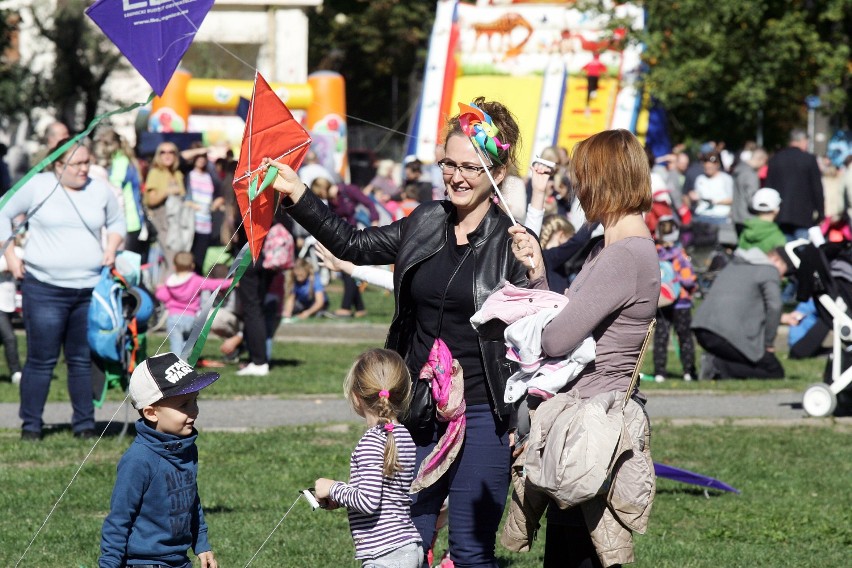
left=541, top=236, right=660, bottom=399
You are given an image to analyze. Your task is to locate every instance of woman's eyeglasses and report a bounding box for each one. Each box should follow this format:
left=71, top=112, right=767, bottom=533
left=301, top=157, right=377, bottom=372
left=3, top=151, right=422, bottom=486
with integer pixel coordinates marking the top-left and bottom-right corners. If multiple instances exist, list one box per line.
left=159, top=149, right=177, bottom=155
left=58, top=160, right=90, bottom=170
left=437, top=160, right=492, bottom=179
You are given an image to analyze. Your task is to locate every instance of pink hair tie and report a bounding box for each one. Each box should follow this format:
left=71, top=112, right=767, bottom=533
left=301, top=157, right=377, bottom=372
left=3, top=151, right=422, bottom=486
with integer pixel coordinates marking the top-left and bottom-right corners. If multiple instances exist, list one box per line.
left=378, top=390, right=390, bottom=399
left=384, top=423, right=395, bottom=433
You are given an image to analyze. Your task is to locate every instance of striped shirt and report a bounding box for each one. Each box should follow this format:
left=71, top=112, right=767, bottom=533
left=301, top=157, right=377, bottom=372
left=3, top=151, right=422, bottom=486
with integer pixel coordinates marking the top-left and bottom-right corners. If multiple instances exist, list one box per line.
left=329, top=424, right=421, bottom=560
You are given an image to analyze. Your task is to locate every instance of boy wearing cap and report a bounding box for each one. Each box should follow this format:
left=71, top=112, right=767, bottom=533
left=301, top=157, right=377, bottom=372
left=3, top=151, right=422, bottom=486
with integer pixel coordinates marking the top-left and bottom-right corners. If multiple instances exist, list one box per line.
left=737, top=188, right=787, bottom=254
left=100, top=353, right=219, bottom=568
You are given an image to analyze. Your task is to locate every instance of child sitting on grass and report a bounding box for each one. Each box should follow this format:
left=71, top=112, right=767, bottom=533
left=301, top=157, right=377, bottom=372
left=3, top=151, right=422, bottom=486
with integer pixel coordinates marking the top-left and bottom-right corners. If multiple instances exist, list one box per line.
left=99, top=352, right=219, bottom=568
left=155, top=251, right=232, bottom=356
left=282, top=258, right=328, bottom=321
left=314, top=349, right=423, bottom=567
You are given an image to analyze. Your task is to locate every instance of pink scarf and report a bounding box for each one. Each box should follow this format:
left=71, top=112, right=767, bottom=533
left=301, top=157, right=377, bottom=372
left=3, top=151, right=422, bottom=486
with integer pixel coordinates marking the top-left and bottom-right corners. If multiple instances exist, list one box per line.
left=410, top=338, right=466, bottom=493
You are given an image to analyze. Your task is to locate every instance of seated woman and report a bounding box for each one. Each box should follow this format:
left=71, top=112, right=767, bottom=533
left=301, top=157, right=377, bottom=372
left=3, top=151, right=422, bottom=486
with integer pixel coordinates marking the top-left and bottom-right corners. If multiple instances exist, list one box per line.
left=282, top=258, right=329, bottom=321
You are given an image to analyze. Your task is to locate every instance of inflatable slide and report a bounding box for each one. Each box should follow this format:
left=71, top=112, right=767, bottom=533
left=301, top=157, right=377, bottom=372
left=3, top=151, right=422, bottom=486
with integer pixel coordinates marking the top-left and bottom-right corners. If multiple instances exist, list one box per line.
left=410, top=0, right=647, bottom=174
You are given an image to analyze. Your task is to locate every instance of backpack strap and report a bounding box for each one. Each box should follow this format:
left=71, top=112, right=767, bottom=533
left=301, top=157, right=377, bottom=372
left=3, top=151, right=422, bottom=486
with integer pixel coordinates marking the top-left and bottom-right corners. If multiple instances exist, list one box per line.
left=623, top=318, right=656, bottom=410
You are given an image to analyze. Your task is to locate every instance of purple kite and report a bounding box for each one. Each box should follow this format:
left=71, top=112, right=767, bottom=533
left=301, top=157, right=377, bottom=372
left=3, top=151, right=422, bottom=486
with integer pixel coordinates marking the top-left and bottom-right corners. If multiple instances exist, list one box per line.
left=655, top=462, right=740, bottom=494
left=86, top=0, right=215, bottom=95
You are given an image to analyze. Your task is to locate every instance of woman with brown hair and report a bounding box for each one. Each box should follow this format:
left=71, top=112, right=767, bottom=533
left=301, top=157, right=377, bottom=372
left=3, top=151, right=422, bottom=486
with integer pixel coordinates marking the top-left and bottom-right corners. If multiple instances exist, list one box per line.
left=509, top=129, right=659, bottom=567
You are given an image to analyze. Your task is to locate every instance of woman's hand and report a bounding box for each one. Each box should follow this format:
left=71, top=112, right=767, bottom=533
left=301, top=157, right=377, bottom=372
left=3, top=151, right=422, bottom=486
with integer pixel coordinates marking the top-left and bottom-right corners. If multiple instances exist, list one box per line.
left=529, top=162, right=553, bottom=212
left=6, top=253, right=24, bottom=279
left=102, top=249, right=116, bottom=267
left=262, top=158, right=306, bottom=202
left=509, top=225, right=545, bottom=281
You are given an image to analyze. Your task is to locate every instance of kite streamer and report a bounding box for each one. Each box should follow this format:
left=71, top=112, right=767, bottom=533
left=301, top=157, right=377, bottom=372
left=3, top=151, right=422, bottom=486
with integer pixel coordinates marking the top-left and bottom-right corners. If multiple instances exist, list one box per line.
left=457, top=102, right=510, bottom=165
left=456, top=102, right=535, bottom=269
left=0, top=94, right=155, bottom=213
left=182, top=243, right=253, bottom=365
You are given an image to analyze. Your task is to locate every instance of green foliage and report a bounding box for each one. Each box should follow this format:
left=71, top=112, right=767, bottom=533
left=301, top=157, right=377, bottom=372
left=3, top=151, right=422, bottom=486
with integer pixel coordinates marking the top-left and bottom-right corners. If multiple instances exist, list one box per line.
left=28, top=0, right=125, bottom=128
left=639, top=0, right=851, bottom=148
left=0, top=9, right=40, bottom=120
left=307, top=0, right=437, bottom=133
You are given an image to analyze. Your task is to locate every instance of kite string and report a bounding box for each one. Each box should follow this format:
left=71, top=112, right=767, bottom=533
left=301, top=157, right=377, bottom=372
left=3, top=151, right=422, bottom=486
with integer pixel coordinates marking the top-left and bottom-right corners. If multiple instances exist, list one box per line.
left=14, top=396, right=132, bottom=568
left=166, top=0, right=258, bottom=72
left=468, top=139, right=536, bottom=269
left=14, top=170, right=255, bottom=565
left=164, top=0, right=416, bottom=144
left=243, top=493, right=304, bottom=568
left=151, top=206, right=256, bottom=357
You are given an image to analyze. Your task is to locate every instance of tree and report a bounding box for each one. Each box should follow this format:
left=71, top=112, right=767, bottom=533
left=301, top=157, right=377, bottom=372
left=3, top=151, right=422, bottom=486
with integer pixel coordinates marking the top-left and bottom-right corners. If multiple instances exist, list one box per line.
left=638, top=0, right=851, bottom=149
left=28, top=0, right=125, bottom=129
left=307, top=0, right=436, bottom=136
left=0, top=9, right=40, bottom=121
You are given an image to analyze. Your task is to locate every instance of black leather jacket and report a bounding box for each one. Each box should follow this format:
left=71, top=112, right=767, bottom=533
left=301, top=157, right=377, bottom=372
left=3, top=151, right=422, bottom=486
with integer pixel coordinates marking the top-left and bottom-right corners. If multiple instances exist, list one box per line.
left=285, top=189, right=532, bottom=417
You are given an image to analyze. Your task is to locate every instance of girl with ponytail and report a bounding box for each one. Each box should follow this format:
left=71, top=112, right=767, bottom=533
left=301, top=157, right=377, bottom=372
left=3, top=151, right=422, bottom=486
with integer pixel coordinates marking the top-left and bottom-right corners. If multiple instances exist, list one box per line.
left=314, top=349, right=423, bottom=567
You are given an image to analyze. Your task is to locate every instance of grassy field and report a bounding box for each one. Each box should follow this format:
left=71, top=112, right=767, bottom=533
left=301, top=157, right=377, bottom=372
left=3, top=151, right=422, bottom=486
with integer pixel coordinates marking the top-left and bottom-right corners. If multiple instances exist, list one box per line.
left=1, top=422, right=849, bottom=567
left=2, top=281, right=849, bottom=567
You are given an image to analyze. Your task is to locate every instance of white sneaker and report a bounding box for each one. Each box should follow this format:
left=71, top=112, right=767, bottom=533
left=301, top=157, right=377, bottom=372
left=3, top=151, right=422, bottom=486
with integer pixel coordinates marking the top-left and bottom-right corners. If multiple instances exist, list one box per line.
left=654, top=374, right=666, bottom=383
left=683, top=373, right=694, bottom=382
left=236, top=363, right=269, bottom=377
left=11, top=371, right=21, bottom=385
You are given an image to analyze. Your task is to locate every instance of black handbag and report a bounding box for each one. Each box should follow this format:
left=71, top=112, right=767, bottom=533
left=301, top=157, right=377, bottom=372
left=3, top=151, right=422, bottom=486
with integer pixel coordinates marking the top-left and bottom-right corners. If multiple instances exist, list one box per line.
left=401, top=245, right=471, bottom=445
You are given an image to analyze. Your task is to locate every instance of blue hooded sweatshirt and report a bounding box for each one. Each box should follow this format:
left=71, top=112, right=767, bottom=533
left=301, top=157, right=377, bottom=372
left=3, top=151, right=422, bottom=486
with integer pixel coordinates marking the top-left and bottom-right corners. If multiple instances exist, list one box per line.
left=100, top=419, right=211, bottom=568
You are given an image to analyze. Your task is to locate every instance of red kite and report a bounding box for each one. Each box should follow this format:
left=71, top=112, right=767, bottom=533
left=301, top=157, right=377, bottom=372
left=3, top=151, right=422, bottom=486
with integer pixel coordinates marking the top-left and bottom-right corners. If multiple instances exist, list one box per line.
left=234, top=72, right=312, bottom=261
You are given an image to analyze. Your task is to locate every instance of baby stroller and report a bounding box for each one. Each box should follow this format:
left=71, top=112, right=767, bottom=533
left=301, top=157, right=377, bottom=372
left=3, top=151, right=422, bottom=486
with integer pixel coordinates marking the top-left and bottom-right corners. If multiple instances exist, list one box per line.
left=784, top=239, right=852, bottom=416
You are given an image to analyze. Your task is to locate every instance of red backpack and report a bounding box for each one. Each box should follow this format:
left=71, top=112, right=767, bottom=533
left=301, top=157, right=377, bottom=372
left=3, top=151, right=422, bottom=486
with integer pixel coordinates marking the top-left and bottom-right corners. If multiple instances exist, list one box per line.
left=262, top=223, right=295, bottom=271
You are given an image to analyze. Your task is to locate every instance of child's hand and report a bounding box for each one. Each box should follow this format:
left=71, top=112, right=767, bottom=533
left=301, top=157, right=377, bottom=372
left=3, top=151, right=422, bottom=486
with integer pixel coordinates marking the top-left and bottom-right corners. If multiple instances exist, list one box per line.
left=314, top=477, right=334, bottom=498
left=198, top=550, right=217, bottom=568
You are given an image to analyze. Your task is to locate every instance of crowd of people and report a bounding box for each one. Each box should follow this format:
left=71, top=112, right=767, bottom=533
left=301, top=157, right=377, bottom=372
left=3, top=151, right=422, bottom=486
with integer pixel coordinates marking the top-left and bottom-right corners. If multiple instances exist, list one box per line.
left=2, top=107, right=851, bottom=568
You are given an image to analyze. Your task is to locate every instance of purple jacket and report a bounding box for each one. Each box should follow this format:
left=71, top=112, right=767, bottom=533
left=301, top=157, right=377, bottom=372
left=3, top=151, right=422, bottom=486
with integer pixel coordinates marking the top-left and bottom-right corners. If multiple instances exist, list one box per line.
left=330, top=184, right=379, bottom=226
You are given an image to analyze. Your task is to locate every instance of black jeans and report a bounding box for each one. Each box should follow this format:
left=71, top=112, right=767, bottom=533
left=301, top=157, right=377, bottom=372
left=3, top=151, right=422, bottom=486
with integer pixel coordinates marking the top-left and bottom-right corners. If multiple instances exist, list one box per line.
left=340, top=272, right=364, bottom=312
left=236, top=259, right=274, bottom=365
left=544, top=505, right=616, bottom=568
left=653, top=305, right=696, bottom=377
left=693, top=328, right=784, bottom=379
left=0, top=310, right=20, bottom=374
left=191, top=232, right=211, bottom=275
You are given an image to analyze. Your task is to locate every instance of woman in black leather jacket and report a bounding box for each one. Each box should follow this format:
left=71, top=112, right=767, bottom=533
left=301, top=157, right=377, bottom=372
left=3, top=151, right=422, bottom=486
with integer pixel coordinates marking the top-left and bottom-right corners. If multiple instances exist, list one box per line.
left=266, top=98, right=541, bottom=567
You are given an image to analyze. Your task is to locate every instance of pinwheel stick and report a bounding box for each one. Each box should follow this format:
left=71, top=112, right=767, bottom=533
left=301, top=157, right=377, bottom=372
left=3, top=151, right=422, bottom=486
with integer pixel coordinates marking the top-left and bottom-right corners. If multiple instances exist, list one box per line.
left=468, top=138, right=536, bottom=270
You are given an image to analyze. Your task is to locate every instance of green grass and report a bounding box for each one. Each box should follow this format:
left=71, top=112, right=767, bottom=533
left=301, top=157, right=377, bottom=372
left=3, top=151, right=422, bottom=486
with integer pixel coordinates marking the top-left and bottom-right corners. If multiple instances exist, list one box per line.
left=1, top=281, right=849, bottom=567
left=1, top=422, right=849, bottom=567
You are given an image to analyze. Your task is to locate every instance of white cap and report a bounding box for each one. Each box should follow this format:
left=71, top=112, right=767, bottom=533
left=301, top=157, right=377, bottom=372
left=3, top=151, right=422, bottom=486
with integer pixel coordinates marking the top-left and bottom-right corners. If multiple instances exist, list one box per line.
left=129, top=353, right=220, bottom=409
left=751, top=188, right=782, bottom=212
